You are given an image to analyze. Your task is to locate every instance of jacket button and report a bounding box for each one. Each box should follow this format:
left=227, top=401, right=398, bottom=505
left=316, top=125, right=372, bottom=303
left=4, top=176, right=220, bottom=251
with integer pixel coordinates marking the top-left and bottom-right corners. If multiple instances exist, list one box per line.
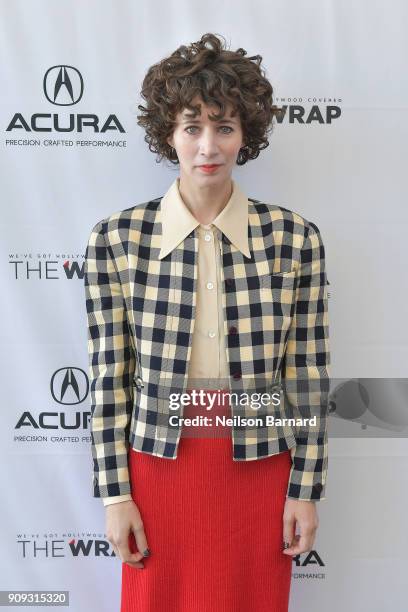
left=225, top=278, right=234, bottom=287
left=232, top=372, right=242, bottom=380
left=133, top=376, right=144, bottom=389
left=229, top=326, right=237, bottom=334
left=313, top=483, right=323, bottom=493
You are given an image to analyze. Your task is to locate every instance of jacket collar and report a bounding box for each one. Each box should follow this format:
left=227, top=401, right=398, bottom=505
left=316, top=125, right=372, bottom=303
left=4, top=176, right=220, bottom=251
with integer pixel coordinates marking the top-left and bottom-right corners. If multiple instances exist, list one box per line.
left=158, top=177, right=251, bottom=260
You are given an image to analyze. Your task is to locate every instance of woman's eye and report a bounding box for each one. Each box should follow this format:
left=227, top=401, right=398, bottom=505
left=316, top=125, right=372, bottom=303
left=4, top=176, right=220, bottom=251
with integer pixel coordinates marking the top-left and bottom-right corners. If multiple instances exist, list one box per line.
left=185, top=126, right=233, bottom=134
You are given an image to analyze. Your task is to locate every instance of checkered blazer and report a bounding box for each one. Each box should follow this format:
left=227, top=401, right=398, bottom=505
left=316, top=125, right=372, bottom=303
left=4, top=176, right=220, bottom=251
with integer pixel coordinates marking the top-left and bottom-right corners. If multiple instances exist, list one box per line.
left=84, top=193, right=331, bottom=502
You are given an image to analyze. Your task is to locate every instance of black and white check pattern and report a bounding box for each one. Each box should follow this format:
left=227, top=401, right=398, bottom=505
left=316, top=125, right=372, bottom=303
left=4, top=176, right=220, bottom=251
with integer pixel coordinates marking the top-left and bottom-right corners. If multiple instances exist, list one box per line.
left=84, top=195, right=331, bottom=501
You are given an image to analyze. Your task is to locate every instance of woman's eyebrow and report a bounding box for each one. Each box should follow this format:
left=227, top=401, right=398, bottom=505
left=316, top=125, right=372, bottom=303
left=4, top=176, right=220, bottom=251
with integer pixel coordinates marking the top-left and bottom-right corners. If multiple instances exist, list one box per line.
left=181, top=115, right=236, bottom=123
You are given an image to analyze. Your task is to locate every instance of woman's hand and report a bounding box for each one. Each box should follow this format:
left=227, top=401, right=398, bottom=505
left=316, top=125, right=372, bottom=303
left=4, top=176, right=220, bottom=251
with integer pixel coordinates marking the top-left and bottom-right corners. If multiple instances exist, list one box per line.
left=105, top=500, right=150, bottom=569
left=282, top=498, right=319, bottom=556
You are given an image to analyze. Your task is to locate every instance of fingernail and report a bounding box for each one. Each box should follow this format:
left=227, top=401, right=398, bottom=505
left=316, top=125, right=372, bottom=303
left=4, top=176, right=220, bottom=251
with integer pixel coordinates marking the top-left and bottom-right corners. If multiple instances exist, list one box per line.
left=283, top=541, right=290, bottom=549
left=143, top=548, right=151, bottom=557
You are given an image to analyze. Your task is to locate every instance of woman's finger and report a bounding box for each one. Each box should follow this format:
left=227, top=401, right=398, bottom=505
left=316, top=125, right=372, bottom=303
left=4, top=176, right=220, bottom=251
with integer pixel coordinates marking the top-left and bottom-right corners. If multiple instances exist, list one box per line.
left=283, top=533, right=314, bottom=556
left=132, top=521, right=151, bottom=561
left=282, top=513, right=295, bottom=552
left=118, top=533, right=145, bottom=569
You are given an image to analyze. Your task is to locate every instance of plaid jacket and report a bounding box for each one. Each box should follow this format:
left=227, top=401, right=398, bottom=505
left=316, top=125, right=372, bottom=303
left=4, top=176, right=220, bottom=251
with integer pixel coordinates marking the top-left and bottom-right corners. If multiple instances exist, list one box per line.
left=84, top=189, right=331, bottom=502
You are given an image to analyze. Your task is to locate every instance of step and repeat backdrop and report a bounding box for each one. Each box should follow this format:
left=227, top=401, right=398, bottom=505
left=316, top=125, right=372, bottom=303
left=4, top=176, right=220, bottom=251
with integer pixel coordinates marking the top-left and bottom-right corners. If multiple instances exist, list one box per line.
left=1, top=1, right=407, bottom=610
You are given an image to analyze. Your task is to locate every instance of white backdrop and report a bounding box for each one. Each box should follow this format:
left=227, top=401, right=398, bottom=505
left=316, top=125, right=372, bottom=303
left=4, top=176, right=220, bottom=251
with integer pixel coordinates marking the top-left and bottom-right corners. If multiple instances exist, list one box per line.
left=1, top=1, right=407, bottom=610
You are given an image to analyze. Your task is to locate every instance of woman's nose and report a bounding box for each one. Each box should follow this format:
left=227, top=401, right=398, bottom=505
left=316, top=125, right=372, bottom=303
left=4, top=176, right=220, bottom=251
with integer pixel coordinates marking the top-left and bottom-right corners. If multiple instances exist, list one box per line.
left=198, top=131, right=219, bottom=155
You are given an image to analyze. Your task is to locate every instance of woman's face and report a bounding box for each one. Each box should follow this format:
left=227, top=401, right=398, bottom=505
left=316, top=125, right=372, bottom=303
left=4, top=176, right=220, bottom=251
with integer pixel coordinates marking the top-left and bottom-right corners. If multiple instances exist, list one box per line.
left=167, top=96, right=245, bottom=185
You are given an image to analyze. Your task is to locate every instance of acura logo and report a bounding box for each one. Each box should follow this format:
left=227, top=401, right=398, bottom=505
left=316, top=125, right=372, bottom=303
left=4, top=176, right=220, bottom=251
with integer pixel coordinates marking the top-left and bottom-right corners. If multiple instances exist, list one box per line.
left=50, top=367, right=89, bottom=405
left=43, top=65, right=84, bottom=106
left=6, top=64, right=125, bottom=133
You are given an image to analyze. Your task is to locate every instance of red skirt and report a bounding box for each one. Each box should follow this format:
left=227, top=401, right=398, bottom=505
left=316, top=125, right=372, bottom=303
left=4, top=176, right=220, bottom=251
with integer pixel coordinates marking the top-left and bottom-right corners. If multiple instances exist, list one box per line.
left=121, top=392, right=293, bottom=612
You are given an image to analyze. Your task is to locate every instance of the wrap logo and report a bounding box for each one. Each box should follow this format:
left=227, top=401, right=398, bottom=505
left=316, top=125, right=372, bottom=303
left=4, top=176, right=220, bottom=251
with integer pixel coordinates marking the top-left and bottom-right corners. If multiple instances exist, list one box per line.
left=16, top=534, right=115, bottom=559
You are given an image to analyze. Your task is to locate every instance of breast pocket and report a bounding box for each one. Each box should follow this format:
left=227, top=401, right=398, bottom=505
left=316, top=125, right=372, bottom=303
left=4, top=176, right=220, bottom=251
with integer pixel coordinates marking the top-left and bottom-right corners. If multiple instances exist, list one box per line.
left=260, top=270, right=298, bottom=325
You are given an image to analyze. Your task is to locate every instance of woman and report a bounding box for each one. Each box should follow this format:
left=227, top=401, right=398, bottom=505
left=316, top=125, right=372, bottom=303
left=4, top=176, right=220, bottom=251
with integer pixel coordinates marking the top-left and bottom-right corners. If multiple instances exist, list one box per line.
left=84, top=32, right=330, bottom=612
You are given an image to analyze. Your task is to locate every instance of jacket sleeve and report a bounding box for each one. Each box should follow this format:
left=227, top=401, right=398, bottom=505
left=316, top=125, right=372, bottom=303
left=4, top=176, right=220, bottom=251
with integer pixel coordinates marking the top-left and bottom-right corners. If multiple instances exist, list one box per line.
left=84, top=219, right=136, bottom=499
left=282, top=221, right=331, bottom=502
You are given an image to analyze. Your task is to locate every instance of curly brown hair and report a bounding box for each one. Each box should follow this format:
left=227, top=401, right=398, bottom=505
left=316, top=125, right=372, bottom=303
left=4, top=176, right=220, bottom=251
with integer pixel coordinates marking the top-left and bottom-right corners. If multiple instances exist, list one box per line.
left=137, top=32, right=282, bottom=166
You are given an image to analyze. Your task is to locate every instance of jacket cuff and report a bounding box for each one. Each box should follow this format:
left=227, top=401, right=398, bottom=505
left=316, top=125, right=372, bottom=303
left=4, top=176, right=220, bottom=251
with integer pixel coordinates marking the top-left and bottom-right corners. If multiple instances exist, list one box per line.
left=92, top=469, right=132, bottom=499
left=286, top=442, right=327, bottom=501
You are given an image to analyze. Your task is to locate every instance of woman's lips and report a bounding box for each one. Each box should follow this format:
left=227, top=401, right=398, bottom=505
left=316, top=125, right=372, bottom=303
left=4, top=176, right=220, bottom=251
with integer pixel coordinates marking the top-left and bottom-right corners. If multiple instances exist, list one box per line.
left=199, top=164, right=222, bottom=173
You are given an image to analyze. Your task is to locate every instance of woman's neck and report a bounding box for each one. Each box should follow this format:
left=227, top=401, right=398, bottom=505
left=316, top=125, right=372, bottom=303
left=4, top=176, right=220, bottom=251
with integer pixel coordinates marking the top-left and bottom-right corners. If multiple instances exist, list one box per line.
left=177, top=175, right=233, bottom=224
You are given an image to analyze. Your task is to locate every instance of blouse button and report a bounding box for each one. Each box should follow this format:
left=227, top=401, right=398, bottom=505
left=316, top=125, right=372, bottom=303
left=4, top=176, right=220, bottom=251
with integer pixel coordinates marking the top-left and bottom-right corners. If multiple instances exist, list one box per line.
left=225, top=278, right=234, bottom=287
left=232, top=372, right=242, bottom=380
left=204, top=233, right=212, bottom=242
left=206, top=281, right=214, bottom=290
left=208, top=331, right=216, bottom=338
